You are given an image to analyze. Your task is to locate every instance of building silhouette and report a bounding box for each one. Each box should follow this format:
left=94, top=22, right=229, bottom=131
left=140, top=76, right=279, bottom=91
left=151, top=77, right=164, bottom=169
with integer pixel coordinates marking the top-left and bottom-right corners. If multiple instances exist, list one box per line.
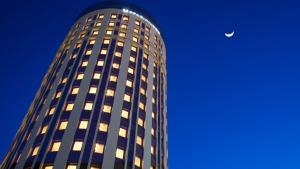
left=1, top=1, right=167, bottom=169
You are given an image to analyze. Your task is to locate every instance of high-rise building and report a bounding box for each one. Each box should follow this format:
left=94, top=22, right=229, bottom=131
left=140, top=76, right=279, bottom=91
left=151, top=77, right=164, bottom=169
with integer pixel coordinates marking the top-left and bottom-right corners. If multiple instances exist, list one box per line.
left=1, top=1, right=167, bottom=169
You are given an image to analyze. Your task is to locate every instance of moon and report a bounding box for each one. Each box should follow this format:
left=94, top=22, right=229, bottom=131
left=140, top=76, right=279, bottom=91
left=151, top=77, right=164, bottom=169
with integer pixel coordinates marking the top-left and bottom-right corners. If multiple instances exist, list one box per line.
left=225, top=31, right=235, bottom=38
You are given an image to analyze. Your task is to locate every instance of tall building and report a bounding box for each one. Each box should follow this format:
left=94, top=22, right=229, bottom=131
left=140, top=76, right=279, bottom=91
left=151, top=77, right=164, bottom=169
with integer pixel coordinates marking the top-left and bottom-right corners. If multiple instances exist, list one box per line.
left=1, top=1, right=167, bottom=169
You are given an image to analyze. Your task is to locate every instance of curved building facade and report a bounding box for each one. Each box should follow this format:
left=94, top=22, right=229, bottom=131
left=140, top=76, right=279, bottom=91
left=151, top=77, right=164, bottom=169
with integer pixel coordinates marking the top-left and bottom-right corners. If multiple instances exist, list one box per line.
left=1, top=1, right=167, bottom=169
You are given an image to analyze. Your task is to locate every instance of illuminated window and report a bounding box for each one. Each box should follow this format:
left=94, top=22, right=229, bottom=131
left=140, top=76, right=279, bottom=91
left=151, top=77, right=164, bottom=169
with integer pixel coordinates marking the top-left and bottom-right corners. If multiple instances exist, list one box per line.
left=135, top=20, right=140, bottom=26
left=142, top=64, right=147, bottom=70
left=66, top=103, right=74, bottom=111
left=41, top=125, right=48, bottom=134
left=86, top=49, right=92, bottom=55
left=141, top=75, right=147, bottom=82
left=61, top=77, right=67, bottom=84
left=79, top=120, right=89, bottom=129
left=66, top=165, right=77, bottom=169
left=92, top=31, right=99, bottom=35
left=100, top=49, right=107, bottom=54
left=106, top=30, right=113, bottom=35
left=145, top=35, right=150, bottom=40
left=71, top=87, right=79, bottom=95
left=89, top=87, right=97, bottom=94
left=103, top=39, right=110, bottom=44
left=115, top=52, right=122, bottom=57
left=153, top=85, right=156, bottom=90
left=49, top=107, right=55, bottom=115
left=109, top=22, right=115, bottom=26
left=136, top=136, right=143, bottom=146
left=121, top=110, right=129, bottom=119
left=98, top=14, right=104, bottom=19
left=151, top=128, right=155, bottom=136
left=96, top=22, right=101, bottom=26
left=138, top=117, right=144, bottom=127
left=111, top=14, right=117, bottom=18
left=134, top=28, right=139, bottom=34
left=144, top=43, right=149, bottom=49
left=116, top=148, right=124, bottom=159
left=151, top=145, right=154, bottom=154
left=124, top=94, right=131, bottom=102
left=122, top=16, right=129, bottom=21
left=76, top=43, right=81, bottom=48
left=99, top=123, right=108, bottom=132
left=80, top=34, right=85, bottom=38
left=126, top=80, right=133, bottom=87
left=82, top=61, right=88, bottom=67
left=112, top=63, right=120, bottom=69
left=95, top=143, right=104, bottom=154
left=97, top=60, right=104, bottom=66
left=73, top=141, right=83, bottom=151
left=152, top=112, right=155, bottom=119
left=44, top=166, right=53, bottom=169
left=32, top=146, right=40, bottom=156
left=135, top=156, right=141, bottom=167
left=93, top=73, right=101, bottom=79
left=132, top=36, right=138, bottom=42
left=152, top=98, right=155, bottom=103
left=119, top=128, right=127, bottom=138
left=106, top=89, right=115, bottom=97
left=119, top=32, right=126, bottom=37
left=129, top=56, right=136, bottom=62
left=77, top=73, right=84, bottom=80
left=84, top=102, right=93, bottom=110
left=91, top=167, right=100, bottom=169
left=143, top=53, right=149, bottom=59
left=145, top=26, right=150, bottom=32
left=121, top=24, right=127, bottom=29
left=110, top=75, right=117, bottom=82
left=55, top=91, right=62, bottom=98
left=131, top=46, right=137, bottom=52
left=117, top=41, right=124, bottom=47
left=50, top=142, right=61, bottom=152
left=128, top=67, right=134, bottom=74
left=59, top=121, right=68, bottom=130
left=140, top=88, right=146, bottom=95
left=103, top=105, right=112, bottom=113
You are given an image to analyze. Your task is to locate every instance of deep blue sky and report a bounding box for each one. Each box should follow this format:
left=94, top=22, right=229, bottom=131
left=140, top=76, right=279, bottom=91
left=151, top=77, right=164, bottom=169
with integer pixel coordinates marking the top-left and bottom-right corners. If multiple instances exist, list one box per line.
left=1, top=0, right=300, bottom=168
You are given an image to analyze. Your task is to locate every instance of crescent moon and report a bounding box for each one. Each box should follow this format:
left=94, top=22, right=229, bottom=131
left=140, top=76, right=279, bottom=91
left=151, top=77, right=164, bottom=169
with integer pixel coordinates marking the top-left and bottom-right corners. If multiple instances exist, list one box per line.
left=225, top=31, right=235, bottom=38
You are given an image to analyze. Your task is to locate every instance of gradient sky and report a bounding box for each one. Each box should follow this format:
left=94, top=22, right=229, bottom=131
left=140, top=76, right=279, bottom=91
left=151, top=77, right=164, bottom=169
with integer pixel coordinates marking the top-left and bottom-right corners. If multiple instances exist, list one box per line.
left=1, top=0, right=300, bottom=168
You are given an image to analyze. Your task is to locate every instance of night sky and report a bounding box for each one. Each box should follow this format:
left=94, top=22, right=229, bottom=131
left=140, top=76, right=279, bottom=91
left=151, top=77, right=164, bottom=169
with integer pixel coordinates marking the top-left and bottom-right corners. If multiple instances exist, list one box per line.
left=1, top=0, right=300, bottom=168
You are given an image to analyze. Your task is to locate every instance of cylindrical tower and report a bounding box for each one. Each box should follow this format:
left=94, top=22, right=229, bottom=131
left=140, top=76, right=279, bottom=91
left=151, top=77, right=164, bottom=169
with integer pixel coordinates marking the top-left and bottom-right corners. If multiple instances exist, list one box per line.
left=1, top=1, right=167, bottom=169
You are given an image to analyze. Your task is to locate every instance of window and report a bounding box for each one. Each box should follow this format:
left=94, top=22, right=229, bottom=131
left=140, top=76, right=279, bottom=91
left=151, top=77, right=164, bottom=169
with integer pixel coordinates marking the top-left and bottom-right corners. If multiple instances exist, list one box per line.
left=119, top=128, right=127, bottom=138
left=99, top=123, right=108, bottom=132
left=128, top=67, right=134, bottom=74
left=32, top=146, right=40, bottom=156
left=121, top=110, right=129, bottom=119
left=152, top=98, right=155, bottom=103
left=66, top=165, right=77, bottom=169
left=135, top=20, right=140, bottom=26
left=124, top=94, right=131, bottom=102
left=95, top=143, right=104, bottom=154
left=115, top=52, right=122, bottom=57
left=41, top=125, right=48, bottom=134
left=73, top=141, right=83, bottom=151
left=132, top=37, right=138, bottom=42
left=145, top=35, right=150, bottom=41
left=142, top=64, right=147, bottom=70
left=116, top=148, right=124, bottom=159
left=84, top=102, right=93, bottom=110
left=126, top=80, right=133, bottom=87
left=121, top=24, right=127, bottom=29
left=82, top=61, right=88, bottom=67
left=66, top=103, right=74, bottom=111
left=93, top=31, right=99, bottom=35
left=138, top=117, right=144, bottom=127
left=152, top=112, right=155, bottom=119
left=106, top=89, right=115, bottom=96
left=61, top=77, right=67, bottom=84
left=119, top=32, right=126, bottom=37
left=141, top=75, right=147, bottom=82
left=112, top=63, right=120, bottom=69
left=50, top=142, right=61, bottom=152
left=93, top=73, right=101, bottom=79
left=100, top=49, right=107, bottom=54
left=103, top=39, right=110, bottom=44
left=98, top=14, right=104, bottom=19
left=136, top=136, right=143, bottom=146
left=96, top=22, right=101, bottom=26
left=97, top=60, right=104, bottom=66
left=135, top=156, right=141, bottom=167
left=59, top=121, right=68, bottom=130
left=117, top=41, right=124, bottom=47
left=44, top=166, right=53, bottom=169
left=140, top=88, right=146, bottom=95
left=129, top=56, right=136, bottom=62
left=89, top=87, right=97, bottom=94
left=103, top=105, right=112, bottom=113
left=76, top=43, right=81, bottom=48
left=48, top=107, right=55, bottom=115
left=122, top=16, right=129, bottom=21
left=151, top=128, right=155, bottom=136
left=79, top=120, right=89, bottom=129
left=106, top=30, right=113, bottom=35
left=131, top=46, right=137, bottom=52
left=143, top=53, right=149, bottom=59
left=77, top=73, right=84, bottom=80
left=109, top=22, right=115, bottom=26
left=139, top=102, right=145, bottom=110
left=71, top=87, right=79, bottom=95
left=134, top=28, right=139, bottom=34
left=110, top=75, right=117, bottom=82
left=111, top=14, right=117, bottom=18
left=151, top=145, right=154, bottom=154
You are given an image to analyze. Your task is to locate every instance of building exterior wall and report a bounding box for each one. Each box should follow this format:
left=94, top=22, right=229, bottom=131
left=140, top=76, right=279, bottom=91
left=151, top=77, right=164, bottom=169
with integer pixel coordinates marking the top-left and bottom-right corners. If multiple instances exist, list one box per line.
left=1, top=6, right=167, bottom=169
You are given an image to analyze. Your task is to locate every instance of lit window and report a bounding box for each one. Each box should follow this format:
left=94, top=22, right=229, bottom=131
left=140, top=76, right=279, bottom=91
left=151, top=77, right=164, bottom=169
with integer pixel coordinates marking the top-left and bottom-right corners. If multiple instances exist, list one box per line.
left=44, top=166, right=53, bottom=169
left=134, top=28, right=139, bottom=34
left=61, top=77, right=67, bottom=84
left=121, top=110, right=129, bottom=119
left=112, top=63, right=120, bottom=69
left=153, top=85, right=156, bottom=90
left=116, top=148, right=124, bottom=159
left=76, top=43, right=81, bottom=48
left=115, top=52, right=122, bottom=57
left=126, top=80, right=133, bottom=87
left=109, top=22, right=115, bottom=26
left=77, top=73, right=84, bottom=80
left=32, top=146, right=40, bottom=156
left=122, top=16, right=129, bottom=21
left=66, top=103, right=74, bottom=111
left=119, top=32, right=126, bottom=37
left=100, top=49, right=107, bottom=54
left=128, top=67, right=134, bottom=74
left=49, top=107, right=55, bottom=115
left=96, top=22, right=101, bottom=26
left=135, top=20, right=140, bottom=26
left=151, top=145, right=154, bottom=154
left=95, top=143, right=104, bottom=153
left=92, top=31, right=99, bottom=35
left=80, top=34, right=85, bottom=38
left=79, top=120, right=89, bottom=129
left=144, top=43, right=149, bottom=49
left=103, top=105, right=112, bottom=113
left=140, top=88, right=146, bottom=95
left=71, top=87, right=79, bottom=95
left=91, top=167, right=100, bottom=169
left=146, top=26, right=150, bottom=32
left=97, top=60, right=104, bottom=66
left=111, top=14, right=117, bottom=18
left=152, top=112, right=155, bottom=119
left=106, top=30, right=113, bottom=35
left=93, top=73, right=101, bottom=79
left=151, top=128, right=155, bottom=136
left=141, top=75, right=147, bottom=82
left=117, top=41, right=124, bottom=47
left=136, top=136, right=143, bottom=146
left=82, top=61, right=89, bottom=67
left=106, top=89, right=115, bottom=97
left=66, top=165, right=77, bottom=169
left=84, top=102, right=93, bottom=111
left=135, top=156, right=141, bottom=167
left=119, top=128, right=127, bottom=138
left=55, top=91, right=62, bottom=98
left=50, top=142, right=61, bottom=152
left=132, top=37, right=138, bottom=42
left=138, top=117, right=144, bottom=127
left=59, top=121, right=68, bottom=130
left=124, top=94, right=131, bottom=102
left=143, top=53, right=149, bottom=59
left=89, top=87, right=97, bottom=94
left=98, top=14, right=104, bottom=19
left=152, top=98, right=155, bottom=103
left=41, top=125, right=48, bottom=134
left=71, top=54, right=77, bottom=59
left=73, top=141, right=83, bottom=151
left=102, top=39, right=110, bottom=44
left=99, top=123, right=108, bottom=132
left=121, top=24, right=127, bottom=29
left=131, top=46, right=137, bottom=52
left=130, top=56, right=136, bottom=62
left=142, top=64, right=147, bottom=70
left=89, top=39, right=96, bottom=45
left=145, top=35, right=149, bottom=40
left=110, top=75, right=117, bottom=82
